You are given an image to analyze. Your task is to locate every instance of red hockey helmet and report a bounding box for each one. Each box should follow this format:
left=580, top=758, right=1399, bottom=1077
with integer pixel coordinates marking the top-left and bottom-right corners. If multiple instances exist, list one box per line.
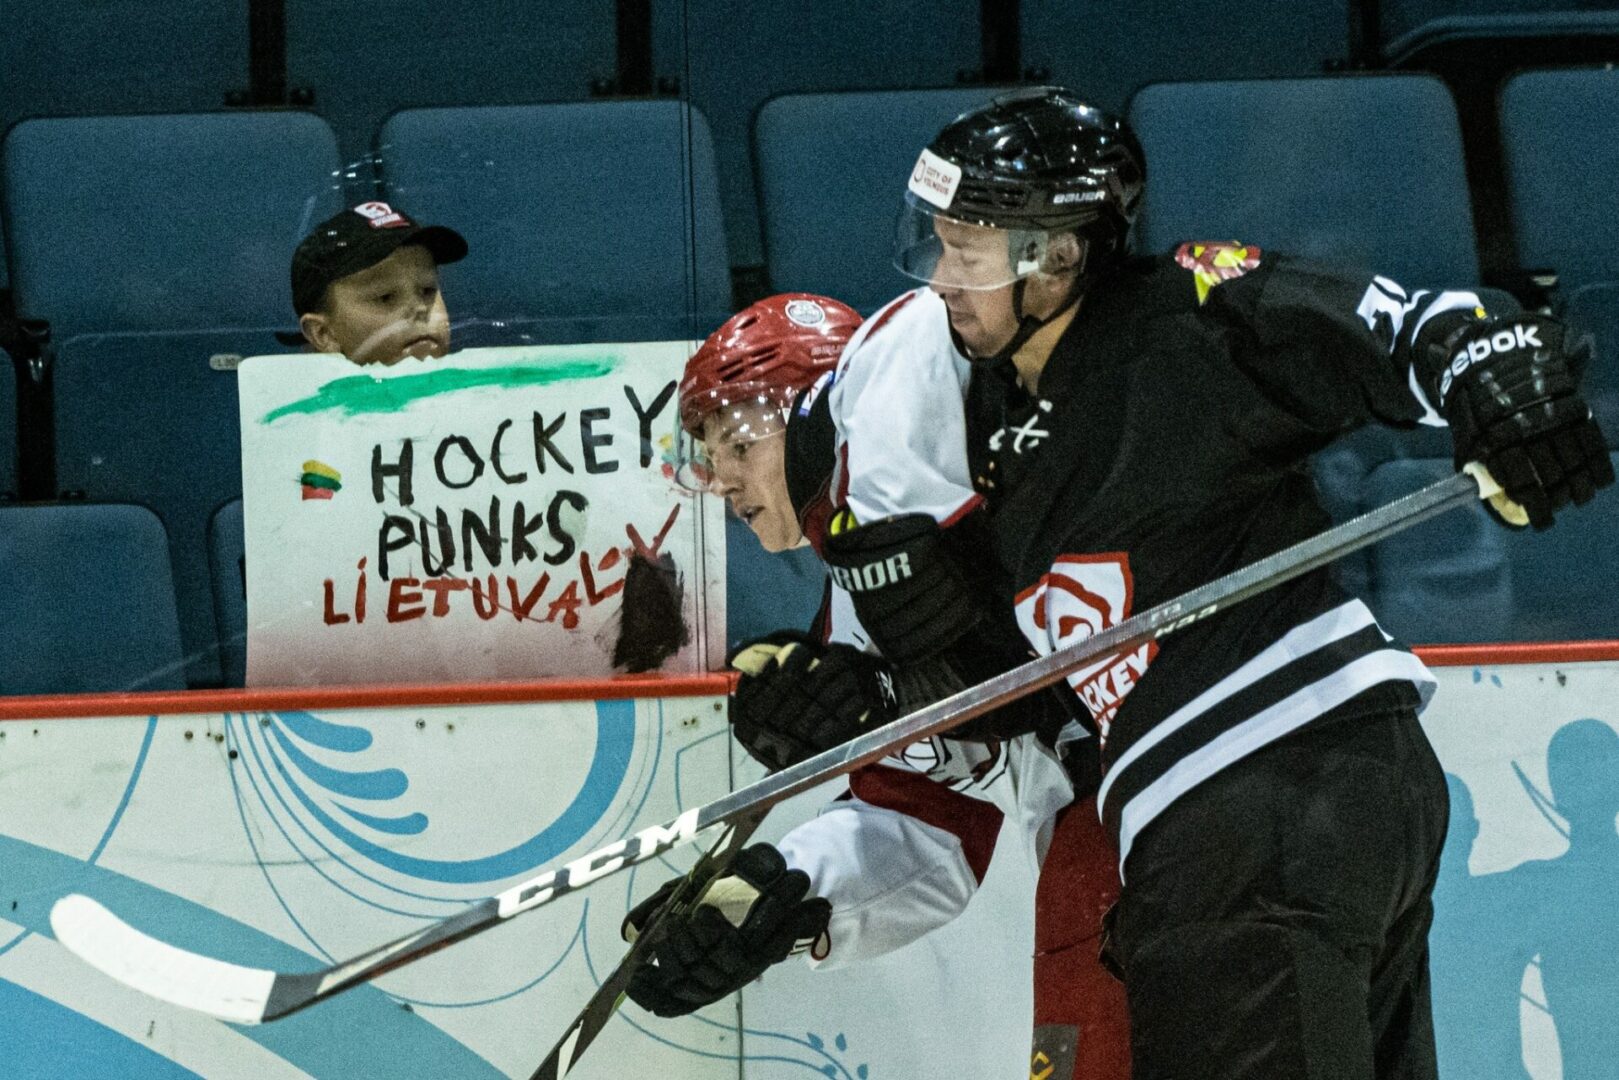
left=678, top=294, right=862, bottom=437
left=672, top=293, right=860, bottom=493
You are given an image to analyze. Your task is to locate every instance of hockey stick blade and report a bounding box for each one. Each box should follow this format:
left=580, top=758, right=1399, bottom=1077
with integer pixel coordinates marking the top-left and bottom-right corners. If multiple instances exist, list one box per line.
left=49, top=802, right=716, bottom=1025
left=47, top=470, right=1484, bottom=1026
left=51, top=894, right=275, bottom=1025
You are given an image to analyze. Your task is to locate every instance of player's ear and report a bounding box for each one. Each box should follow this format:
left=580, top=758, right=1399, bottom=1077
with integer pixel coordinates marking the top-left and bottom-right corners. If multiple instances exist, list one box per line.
left=300, top=312, right=340, bottom=354
left=1043, top=231, right=1084, bottom=276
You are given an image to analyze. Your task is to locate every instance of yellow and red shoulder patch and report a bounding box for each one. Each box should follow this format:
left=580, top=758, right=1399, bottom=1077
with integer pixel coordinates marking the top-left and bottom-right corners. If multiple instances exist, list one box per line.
left=1174, top=241, right=1262, bottom=305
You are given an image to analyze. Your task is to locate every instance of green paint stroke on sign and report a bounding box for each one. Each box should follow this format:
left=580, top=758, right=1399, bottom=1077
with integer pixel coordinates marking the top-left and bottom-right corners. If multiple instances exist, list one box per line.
left=263, top=359, right=618, bottom=422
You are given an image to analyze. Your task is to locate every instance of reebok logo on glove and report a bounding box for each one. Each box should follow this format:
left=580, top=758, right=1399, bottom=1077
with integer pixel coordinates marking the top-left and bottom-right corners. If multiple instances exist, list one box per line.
left=1439, top=323, right=1544, bottom=406
left=829, top=552, right=913, bottom=593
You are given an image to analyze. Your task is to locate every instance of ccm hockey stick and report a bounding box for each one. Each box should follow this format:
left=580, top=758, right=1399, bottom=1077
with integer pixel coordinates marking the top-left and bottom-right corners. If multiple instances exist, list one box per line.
left=49, top=468, right=1488, bottom=1032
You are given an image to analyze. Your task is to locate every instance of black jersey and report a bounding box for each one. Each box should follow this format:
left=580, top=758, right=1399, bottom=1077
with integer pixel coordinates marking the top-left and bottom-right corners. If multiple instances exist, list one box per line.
left=969, top=243, right=1485, bottom=870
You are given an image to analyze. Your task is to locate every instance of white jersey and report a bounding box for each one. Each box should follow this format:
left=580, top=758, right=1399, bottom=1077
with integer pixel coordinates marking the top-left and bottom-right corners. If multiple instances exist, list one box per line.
left=775, top=289, right=1087, bottom=967
left=811, top=287, right=979, bottom=656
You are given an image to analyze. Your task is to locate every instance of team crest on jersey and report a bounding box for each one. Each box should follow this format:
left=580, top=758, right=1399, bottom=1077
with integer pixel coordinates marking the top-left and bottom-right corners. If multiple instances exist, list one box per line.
left=1014, top=553, right=1156, bottom=743
left=988, top=398, right=1053, bottom=456
left=1175, top=241, right=1262, bottom=305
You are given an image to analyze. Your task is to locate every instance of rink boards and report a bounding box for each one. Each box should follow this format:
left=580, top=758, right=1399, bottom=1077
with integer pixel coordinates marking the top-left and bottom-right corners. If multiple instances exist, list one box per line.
left=0, top=646, right=1615, bottom=1079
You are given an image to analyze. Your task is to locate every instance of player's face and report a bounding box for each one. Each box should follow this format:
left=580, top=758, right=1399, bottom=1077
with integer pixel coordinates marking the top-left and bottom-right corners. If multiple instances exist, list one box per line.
left=927, top=217, right=1021, bottom=358
left=700, top=408, right=801, bottom=553
left=305, top=245, right=452, bottom=365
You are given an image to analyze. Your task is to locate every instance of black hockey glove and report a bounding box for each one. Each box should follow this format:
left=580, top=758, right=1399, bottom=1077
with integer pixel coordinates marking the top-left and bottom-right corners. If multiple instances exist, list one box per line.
left=622, top=844, right=831, bottom=1018
left=822, top=510, right=1068, bottom=743
left=822, top=511, right=982, bottom=664
left=728, top=631, right=897, bottom=772
left=1432, top=314, right=1613, bottom=530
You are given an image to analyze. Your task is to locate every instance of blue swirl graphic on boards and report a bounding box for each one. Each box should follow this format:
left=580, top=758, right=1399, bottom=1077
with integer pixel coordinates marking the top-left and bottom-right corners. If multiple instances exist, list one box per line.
left=242, top=702, right=636, bottom=885
left=221, top=698, right=666, bottom=1015
left=231, top=700, right=875, bottom=1073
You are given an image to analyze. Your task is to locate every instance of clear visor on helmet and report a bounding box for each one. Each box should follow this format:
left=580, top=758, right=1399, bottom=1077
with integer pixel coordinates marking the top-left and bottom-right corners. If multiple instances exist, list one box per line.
left=893, top=193, right=1052, bottom=291
left=669, top=383, right=794, bottom=494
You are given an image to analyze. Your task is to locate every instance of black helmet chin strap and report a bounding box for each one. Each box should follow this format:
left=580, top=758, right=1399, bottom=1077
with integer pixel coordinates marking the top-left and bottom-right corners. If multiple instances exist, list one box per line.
left=977, top=271, right=1087, bottom=371
left=972, top=225, right=1101, bottom=370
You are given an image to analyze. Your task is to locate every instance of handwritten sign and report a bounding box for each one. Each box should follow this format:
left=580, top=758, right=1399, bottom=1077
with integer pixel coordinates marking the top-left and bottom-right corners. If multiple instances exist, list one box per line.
left=238, top=345, right=724, bottom=686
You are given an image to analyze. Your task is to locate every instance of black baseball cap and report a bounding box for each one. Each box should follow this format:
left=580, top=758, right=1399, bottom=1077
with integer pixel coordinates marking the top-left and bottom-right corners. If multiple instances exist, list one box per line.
left=290, top=201, right=468, bottom=317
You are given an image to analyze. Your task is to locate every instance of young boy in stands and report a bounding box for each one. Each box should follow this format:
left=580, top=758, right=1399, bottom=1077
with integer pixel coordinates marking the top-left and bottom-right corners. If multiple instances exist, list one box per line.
left=288, top=201, right=468, bottom=365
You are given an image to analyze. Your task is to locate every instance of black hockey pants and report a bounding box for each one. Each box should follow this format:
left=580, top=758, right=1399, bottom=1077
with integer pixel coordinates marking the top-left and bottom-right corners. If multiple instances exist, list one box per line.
left=1107, top=694, right=1450, bottom=1080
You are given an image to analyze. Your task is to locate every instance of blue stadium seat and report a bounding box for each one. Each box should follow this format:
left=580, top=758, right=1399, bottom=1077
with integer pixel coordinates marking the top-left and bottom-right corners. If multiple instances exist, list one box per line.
left=0, top=2, right=248, bottom=141
left=1563, top=283, right=1619, bottom=442
left=1382, top=4, right=1619, bottom=64
left=209, top=498, right=246, bottom=688
left=3, top=112, right=343, bottom=684
left=1501, top=67, right=1619, bottom=293
left=378, top=102, right=730, bottom=342
left=1022, top=1, right=1351, bottom=113
left=662, top=0, right=982, bottom=268
left=1360, top=455, right=1619, bottom=643
left=3, top=112, right=342, bottom=335
left=0, top=503, right=185, bottom=694
left=1129, top=76, right=1480, bottom=288
left=286, top=0, right=613, bottom=176
left=755, top=88, right=1009, bottom=311
left=51, top=332, right=282, bottom=687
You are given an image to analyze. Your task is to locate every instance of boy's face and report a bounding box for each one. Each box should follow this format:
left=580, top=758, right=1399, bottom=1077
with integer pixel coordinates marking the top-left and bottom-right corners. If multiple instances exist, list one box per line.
left=301, top=245, right=451, bottom=365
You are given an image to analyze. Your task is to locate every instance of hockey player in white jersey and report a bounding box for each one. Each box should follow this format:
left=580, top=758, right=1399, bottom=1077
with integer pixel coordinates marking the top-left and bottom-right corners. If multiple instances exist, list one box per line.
left=633, top=291, right=1131, bottom=1079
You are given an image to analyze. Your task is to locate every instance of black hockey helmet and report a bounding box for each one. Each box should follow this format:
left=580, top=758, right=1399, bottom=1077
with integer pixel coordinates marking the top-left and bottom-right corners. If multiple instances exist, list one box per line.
left=895, top=86, right=1145, bottom=291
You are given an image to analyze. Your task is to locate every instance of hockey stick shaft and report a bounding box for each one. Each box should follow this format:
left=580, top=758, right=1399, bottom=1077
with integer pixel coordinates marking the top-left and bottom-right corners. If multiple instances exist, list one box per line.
left=49, top=470, right=1484, bottom=1026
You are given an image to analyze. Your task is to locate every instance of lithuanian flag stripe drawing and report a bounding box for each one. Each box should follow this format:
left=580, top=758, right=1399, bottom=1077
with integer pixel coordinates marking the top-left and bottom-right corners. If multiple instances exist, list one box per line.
left=300, top=460, right=341, bottom=500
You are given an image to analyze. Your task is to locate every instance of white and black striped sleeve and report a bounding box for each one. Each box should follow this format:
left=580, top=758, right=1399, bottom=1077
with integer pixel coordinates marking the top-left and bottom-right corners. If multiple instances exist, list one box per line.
left=1210, top=255, right=1488, bottom=431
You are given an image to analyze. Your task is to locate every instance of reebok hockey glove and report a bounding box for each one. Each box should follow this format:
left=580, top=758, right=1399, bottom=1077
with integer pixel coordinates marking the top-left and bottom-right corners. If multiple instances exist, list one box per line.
left=622, top=844, right=831, bottom=1018
left=728, top=631, right=897, bottom=771
left=1433, top=314, right=1613, bottom=530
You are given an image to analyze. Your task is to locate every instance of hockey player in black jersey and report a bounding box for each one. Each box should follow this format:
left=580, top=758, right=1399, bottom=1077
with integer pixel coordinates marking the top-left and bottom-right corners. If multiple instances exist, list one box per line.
left=825, top=87, right=1611, bottom=1080
left=625, top=85, right=1611, bottom=1076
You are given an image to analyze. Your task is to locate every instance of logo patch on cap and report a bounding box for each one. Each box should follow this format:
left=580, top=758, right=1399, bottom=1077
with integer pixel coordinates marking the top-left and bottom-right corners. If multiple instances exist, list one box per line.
left=352, top=201, right=410, bottom=229
left=908, top=148, right=962, bottom=210
left=784, top=299, right=826, bottom=327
